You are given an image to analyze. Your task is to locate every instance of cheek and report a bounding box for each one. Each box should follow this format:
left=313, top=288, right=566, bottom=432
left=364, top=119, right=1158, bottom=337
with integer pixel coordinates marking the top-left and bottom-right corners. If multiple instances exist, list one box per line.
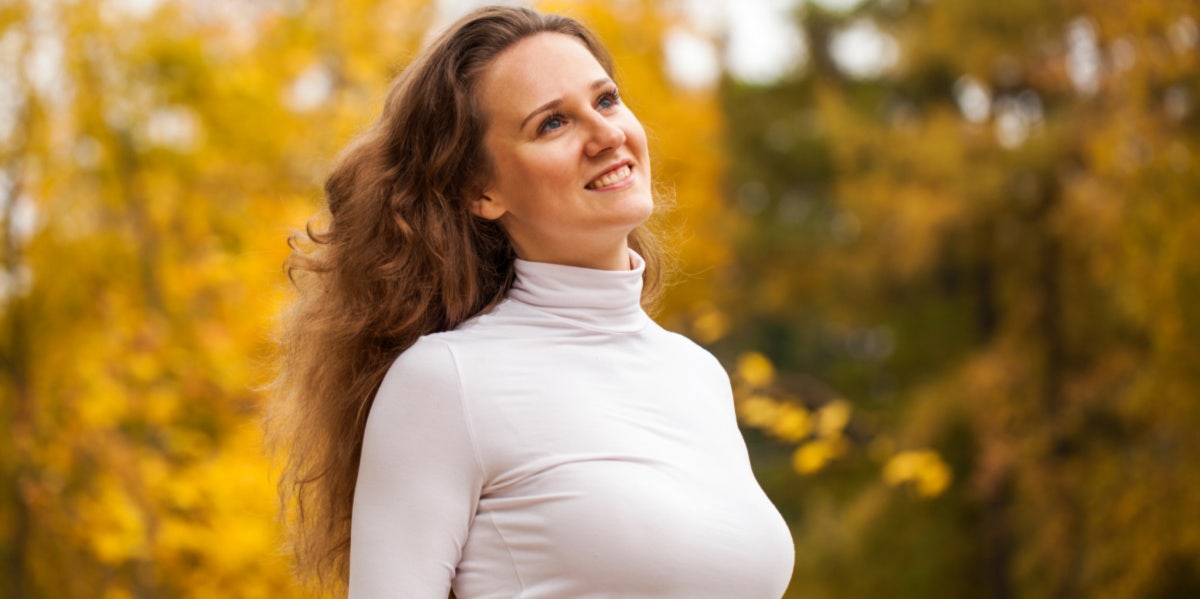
left=518, top=149, right=575, bottom=189
left=625, top=118, right=650, bottom=158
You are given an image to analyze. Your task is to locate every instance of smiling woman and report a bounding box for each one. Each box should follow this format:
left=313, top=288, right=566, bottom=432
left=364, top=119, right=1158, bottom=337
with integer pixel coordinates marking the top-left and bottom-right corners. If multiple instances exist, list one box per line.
left=268, top=6, right=794, bottom=599
left=470, top=31, right=652, bottom=268
left=472, top=33, right=653, bottom=270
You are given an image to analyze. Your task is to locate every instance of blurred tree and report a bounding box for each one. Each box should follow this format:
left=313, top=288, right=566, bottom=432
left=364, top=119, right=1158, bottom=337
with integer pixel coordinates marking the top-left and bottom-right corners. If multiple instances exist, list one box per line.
left=720, top=0, right=1200, bottom=597
left=0, top=0, right=405, bottom=594
left=0, top=0, right=728, bottom=597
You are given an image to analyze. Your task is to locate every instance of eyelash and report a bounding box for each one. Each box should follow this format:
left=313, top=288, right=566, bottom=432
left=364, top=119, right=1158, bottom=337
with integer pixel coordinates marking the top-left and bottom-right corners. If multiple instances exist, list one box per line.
left=537, top=87, right=622, bottom=135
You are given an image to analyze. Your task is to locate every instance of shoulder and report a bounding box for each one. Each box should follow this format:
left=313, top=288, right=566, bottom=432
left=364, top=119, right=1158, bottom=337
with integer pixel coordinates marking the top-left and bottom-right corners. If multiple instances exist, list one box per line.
left=374, top=336, right=465, bottom=417
left=366, top=336, right=486, bottom=469
left=383, top=336, right=460, bottom=382
left=652, top=323, right=726, bottom=367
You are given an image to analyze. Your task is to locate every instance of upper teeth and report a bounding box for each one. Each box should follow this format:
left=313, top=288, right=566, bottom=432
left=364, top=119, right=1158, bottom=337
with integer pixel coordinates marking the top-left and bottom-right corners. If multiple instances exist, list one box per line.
left=587, top=165, right=632, bottom=189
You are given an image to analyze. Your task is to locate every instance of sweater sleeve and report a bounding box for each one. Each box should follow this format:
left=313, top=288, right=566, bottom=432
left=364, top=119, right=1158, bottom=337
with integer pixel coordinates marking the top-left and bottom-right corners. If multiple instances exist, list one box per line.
left=348, top=338, right=484, bottom=599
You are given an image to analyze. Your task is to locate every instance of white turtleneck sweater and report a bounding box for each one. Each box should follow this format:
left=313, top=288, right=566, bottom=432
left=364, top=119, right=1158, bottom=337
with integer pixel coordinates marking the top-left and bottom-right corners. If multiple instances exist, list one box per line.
left=348, top=251, right=794, bottom=599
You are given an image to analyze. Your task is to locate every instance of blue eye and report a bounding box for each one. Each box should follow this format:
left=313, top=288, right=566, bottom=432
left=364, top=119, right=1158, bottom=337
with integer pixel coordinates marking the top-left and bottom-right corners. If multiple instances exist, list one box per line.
left=539, top=114, right=566, bottom=134
left=597, top=90, right=620, bottom=110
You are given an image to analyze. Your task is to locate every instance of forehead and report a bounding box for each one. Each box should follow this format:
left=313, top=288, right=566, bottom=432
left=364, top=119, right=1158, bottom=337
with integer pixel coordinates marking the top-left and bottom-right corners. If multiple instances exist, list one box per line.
left=478, top=32, right=610, bottom=123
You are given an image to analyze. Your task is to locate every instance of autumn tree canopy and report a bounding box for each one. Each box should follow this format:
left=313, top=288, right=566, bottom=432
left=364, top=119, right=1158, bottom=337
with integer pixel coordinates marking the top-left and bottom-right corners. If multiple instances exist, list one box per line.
left=2, top=0, right=1197, bottom=597
left=720, top=0, right=1200, bottom=597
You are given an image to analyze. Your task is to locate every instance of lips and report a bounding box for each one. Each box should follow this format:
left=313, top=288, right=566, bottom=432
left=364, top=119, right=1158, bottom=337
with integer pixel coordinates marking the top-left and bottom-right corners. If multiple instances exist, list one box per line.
left=585, top=163, right=633, bottom=190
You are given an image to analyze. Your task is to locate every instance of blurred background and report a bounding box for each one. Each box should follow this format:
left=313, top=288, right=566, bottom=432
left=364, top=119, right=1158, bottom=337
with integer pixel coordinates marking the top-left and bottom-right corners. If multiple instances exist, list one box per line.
left=2, top=0, right=1197, bottom=597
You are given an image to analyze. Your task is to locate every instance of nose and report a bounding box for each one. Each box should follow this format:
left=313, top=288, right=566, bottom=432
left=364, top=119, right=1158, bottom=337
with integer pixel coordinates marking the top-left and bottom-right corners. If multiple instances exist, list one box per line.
left=584, top=115, right=625, bottom=157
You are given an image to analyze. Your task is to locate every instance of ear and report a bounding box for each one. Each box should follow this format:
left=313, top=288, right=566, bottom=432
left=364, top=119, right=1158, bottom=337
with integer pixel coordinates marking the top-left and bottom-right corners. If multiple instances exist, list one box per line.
left=471, top=193, right=507, bottom=221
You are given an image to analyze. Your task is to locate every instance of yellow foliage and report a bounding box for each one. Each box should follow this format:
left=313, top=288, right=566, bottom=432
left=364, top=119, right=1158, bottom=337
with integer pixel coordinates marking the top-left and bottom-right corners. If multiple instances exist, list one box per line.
left=882, top=449, right=952, bottom=497
left=770, top=403, right=813, bottom=443
left=127, top=352, right=160, bottom=383
left=81, top=480, right=148, bottom=565
left=737, top=390, right=816, bottom=443
left=738, top=394, right=779, bottom=428
left=792, top=438, right=846, bottom=475
left=690, top=301, right=730, bottom=344
left=815, top=399, right=852, bottom=438
left=736, top=351, right=776, bottom=388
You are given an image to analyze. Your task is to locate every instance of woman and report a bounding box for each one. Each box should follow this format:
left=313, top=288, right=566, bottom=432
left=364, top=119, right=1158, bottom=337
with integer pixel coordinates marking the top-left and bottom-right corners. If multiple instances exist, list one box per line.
left=271, top=6, right=794, bottom=598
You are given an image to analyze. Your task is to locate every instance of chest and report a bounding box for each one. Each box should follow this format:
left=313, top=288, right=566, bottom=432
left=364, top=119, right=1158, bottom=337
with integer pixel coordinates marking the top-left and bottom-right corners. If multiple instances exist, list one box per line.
left=449, top=334, right=794, bottom=597
left=457, top=332, right=742, bottom=476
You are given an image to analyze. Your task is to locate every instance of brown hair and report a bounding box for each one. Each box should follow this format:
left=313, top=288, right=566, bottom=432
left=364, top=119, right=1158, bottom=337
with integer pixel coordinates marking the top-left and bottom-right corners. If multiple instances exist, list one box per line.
left=267, top=5, right=663, bottom=594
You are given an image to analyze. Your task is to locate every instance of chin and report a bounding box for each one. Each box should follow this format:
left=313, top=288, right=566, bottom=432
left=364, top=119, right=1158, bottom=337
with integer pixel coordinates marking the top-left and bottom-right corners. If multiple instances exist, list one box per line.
left=618, top=196, right=655, bottom=229
left=634, top=192, right=655, bottom=221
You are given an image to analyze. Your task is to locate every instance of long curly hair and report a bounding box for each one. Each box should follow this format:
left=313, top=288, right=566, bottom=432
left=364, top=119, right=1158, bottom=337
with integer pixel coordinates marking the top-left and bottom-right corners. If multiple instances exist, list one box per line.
left=267, top=5, right=664, bottom=594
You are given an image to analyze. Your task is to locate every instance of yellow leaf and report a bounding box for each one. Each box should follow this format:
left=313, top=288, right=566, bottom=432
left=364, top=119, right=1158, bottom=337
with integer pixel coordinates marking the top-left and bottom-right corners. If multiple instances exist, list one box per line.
left=691, top=302, right=730, bottom=344
left=793, top=439, right=836, bottom=475
left=738, top=394, right=779, bottom=428
left=770, top=404, right=813, bottom=442
left=882, top=449, right=952, bottom=497
left=815, top=399, right=852, bottom=437
left=736, top=351, right=776, bottom=388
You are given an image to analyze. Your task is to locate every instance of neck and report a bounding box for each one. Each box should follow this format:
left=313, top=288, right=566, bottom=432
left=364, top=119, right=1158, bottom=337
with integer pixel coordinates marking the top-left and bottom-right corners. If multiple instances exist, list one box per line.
left=506, top=248, right=649, bottom=333
left=510, top=238, right=633, bottom=271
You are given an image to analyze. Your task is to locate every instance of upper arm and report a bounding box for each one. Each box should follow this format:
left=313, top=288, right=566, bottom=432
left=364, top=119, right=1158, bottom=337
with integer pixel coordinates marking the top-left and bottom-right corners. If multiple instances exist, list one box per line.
left=348, top=338, right=484, bottom=599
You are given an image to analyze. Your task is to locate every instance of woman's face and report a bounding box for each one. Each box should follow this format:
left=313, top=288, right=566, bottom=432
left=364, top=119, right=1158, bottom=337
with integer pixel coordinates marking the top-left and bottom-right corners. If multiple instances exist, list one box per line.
left=473, top=33, right=653, bottom=270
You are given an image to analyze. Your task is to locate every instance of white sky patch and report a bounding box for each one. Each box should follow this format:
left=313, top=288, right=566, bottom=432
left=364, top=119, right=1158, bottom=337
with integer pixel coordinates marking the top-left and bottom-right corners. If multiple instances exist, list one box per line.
left=11, top=2, right=75, bottom=156
left=433, top=0, right=522, bottom=36
left=22, top=2, right=72, bottom=111
left=830, top=18, right=898, bottom=79
left=435, top=0, right=808, bottom=86
left=142, top=105, right=203, bottom=151
left=953, top=75, right=991, bottom=123
left=0, top=31, right=25, bottom=145
left=994, top=106, right=1025, bottom=148
left=993, top=90, right=1043, bottom=149
left=1168, top=16, right=1199, bottom=54
left=101, top=0, right=164, bottom=22
left=286, top=62, right=336, bottom=112
left=9, top=192, right=40, bottom=246
left=168, top=0, right=276, bottom=54
left=663, top=27, right=721, bottom=90
left=679, top=0, right=725, bottom=36
left=1, top=169, right=40, bottom=251
left=24, top=28, right=64, bottom=102
left=1065, top=16, right=1100, bottom=95
left=724, top=0, right=807, bottom=84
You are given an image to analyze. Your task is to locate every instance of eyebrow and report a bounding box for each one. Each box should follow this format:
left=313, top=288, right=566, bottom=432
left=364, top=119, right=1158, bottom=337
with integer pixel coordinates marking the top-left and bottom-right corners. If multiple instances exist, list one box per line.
left=518, top=78, right=615, bottom=132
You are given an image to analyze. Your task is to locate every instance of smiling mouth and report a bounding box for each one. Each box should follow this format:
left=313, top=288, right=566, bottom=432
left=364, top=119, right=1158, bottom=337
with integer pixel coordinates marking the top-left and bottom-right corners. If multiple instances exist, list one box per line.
left=585, top=164, right=633, bottom=190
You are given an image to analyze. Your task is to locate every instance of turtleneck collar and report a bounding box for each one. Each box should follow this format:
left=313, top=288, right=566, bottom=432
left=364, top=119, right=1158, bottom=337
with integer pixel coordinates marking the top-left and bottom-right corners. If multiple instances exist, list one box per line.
left=507, top=249, right=650, bottom=333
